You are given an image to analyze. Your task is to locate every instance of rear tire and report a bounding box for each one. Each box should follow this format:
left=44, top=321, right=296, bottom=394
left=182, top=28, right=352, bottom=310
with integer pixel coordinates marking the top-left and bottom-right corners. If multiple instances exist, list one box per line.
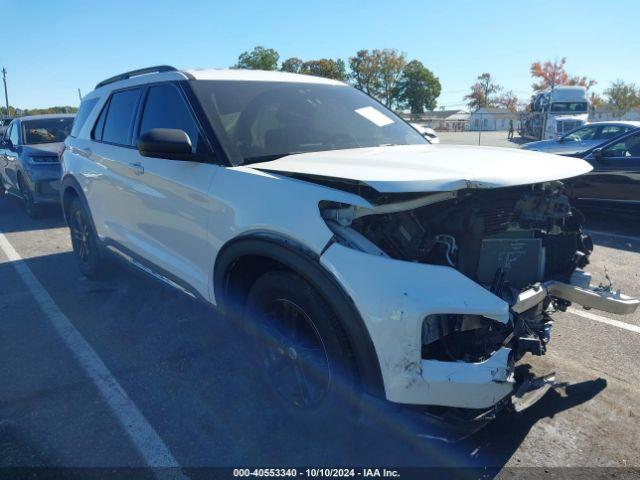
left=244, top=270, right=359, bottom=432
left=67, top=197, right=109, bottom=279
left=18, top=176, right=43, bottom=219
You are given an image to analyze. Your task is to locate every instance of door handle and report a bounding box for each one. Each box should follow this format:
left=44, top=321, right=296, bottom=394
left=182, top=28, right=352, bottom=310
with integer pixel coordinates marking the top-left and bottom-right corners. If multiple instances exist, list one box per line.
left=128, top=162, right=144, bottom=175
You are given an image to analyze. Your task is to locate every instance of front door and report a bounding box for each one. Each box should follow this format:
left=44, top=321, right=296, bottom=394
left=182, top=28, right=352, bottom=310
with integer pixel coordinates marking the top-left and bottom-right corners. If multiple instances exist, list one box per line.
left=573, top=130, right=640, bottom=203
left=126, top=82, right=218, bottom=297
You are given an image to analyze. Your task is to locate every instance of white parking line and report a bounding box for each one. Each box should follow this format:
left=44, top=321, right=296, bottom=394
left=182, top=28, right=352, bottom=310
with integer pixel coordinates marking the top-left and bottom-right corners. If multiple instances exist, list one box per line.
left=0, top=232, right=187, bottom=476
left=567, top=307, right=640, bottom=334
left=586, top=229, right=640, bottom=243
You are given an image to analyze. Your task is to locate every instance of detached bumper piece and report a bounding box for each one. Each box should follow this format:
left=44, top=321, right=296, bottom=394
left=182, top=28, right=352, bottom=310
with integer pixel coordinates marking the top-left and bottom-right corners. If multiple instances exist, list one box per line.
left=511, top=372, right=556, bottom=412
left=514, top=270, right=639, bottom=316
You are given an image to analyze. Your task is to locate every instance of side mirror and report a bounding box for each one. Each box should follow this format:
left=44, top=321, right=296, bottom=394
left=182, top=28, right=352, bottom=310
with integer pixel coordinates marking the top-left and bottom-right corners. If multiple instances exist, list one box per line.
left=137, top=128, right=194, bottom=161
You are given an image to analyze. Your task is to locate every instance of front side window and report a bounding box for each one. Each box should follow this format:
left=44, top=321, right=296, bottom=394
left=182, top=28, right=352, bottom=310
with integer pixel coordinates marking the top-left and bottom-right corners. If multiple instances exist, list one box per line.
left=603, top=132, right=640, bottom=158
left=71, top=98, right=99, bottom=138
left=139, top=84, right=201, bottom=153
left=190, top=80, right=426, bottom=165
left=564, top=125, right=597, bottom=141
left=102, top=88, right=142, bottom=145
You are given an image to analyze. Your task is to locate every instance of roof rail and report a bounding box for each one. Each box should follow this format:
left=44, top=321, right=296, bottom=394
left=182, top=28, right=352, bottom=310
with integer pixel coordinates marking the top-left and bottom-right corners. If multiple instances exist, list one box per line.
left=95, top=65, right=180, bottom=89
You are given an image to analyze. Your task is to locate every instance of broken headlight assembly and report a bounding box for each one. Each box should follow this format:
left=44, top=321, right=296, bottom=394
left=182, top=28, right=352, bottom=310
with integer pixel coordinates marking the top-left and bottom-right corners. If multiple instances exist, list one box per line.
left=421, top=314, right=511, bottom=363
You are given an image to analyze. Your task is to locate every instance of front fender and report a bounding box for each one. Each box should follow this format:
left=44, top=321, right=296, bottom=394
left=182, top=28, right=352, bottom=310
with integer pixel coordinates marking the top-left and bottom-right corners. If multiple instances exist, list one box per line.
left=320, top=243, right=513, bottom=408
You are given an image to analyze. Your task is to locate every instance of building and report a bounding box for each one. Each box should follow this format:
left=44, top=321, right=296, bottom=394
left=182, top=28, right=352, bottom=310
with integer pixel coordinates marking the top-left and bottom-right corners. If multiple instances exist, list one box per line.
left=401, top=109, right=470, bottom=131
left=469, top=108, right=519, bottom=131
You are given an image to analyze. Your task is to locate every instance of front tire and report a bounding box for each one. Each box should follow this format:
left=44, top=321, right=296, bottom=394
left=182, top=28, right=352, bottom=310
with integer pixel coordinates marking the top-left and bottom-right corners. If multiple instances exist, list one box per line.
left=245, top=270, right=359, bottom=428
left=68, top=197, right=109, bottom=279
left=18, top=176, right=43, bottom=219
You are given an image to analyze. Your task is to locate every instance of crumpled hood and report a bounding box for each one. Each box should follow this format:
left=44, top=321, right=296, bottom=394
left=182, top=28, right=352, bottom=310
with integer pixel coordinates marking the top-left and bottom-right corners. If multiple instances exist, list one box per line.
left=249, top=144, right=593, bottom=193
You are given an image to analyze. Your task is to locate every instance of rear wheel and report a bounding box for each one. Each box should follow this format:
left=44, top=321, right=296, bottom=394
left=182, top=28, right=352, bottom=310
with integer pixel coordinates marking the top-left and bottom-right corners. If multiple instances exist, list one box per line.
left=68, top=197, right=109, bottom=279
left=18, top=176, right=43, bottom=219
left=244, top=270, right=359, bottom=429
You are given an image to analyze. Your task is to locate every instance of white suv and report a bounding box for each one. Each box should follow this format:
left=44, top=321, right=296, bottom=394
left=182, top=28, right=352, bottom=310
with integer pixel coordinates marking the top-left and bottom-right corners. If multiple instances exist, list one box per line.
left=62, top=66, right=638, bottom=439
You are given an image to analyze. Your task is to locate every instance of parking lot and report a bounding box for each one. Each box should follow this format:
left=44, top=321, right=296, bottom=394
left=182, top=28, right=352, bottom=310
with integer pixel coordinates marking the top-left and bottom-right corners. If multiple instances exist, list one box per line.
left=1, top=185, right=639, bottom=474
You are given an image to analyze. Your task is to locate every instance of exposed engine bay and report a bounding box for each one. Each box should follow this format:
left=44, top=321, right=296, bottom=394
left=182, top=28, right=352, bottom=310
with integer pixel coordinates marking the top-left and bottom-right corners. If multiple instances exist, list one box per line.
left=321, top=182, right=596, bottom=364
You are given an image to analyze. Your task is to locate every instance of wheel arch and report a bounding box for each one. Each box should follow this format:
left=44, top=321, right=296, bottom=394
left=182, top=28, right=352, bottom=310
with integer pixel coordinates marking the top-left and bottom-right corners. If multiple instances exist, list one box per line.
left=214, top=233, right=385, bottom=397
left=61, top=175, right=91, bottom=226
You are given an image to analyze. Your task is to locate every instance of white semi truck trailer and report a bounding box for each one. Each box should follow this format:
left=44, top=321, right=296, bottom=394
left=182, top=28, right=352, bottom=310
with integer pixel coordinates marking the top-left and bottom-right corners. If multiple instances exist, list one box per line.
left=519, top=86, right=589, bottom=140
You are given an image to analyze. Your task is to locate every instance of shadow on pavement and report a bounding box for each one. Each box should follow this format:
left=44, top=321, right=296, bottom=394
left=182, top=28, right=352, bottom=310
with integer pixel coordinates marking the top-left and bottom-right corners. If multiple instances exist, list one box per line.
left=0, top=194, right=66, bottom=234
left=457, top=365, right=607, bottom=470
left=0, top=246, right=610, bottom=471
left=579, top=204, right=640, bottom=253
left=508, top=136, right=530, bottom=146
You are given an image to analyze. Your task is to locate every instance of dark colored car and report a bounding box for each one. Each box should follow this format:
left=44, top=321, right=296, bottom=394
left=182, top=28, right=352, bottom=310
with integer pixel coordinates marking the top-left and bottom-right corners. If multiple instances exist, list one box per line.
left=562, top=127, right=640, bottom=206
left=0, top=117, right=14, bottom=137
left=0, top=114, right=74, bottom=217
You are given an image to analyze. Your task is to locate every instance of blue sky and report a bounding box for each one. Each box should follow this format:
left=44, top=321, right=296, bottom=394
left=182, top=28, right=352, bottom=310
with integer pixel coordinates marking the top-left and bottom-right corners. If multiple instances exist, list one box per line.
left=4, top=0, right=639, bottom=110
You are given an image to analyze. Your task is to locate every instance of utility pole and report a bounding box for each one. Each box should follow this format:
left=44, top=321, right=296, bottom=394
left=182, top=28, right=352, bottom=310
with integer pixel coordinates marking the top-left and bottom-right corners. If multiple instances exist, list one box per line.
left=2, top=67, right=9, bottom=117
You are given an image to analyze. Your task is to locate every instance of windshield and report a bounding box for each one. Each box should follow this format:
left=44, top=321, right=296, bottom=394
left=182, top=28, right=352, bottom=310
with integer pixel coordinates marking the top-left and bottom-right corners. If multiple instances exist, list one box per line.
left=190, top=80, right=427, bottom=165
left=550, top=102, right=588, bottom=113
left=22, top=117, right=74, bottom=144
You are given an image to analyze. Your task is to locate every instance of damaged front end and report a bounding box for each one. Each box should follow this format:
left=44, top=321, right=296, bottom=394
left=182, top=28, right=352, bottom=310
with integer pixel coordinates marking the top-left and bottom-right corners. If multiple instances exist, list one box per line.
left=318, top=181, right=638, bottom=439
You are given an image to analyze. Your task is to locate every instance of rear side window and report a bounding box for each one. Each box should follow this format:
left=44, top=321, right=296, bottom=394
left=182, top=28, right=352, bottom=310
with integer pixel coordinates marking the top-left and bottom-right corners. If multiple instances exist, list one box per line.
left=102, top=88, right=142, bottom=146
left=70, top=98, right=99, bottom=138
left=139, top=84, right=201, bottom=153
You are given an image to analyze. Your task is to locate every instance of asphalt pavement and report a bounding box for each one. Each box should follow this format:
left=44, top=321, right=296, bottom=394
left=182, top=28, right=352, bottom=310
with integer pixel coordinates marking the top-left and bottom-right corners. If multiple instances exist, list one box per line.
left=1, top=190, right=639, bottom=477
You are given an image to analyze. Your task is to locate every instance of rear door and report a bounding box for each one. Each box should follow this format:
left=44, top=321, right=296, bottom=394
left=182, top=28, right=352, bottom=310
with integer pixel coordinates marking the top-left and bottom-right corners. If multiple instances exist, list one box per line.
left=84, top=87, right=145, bottom=247
left=572, top=130, right=640, bottom=203
left=125, top=82, right=218, bottom=296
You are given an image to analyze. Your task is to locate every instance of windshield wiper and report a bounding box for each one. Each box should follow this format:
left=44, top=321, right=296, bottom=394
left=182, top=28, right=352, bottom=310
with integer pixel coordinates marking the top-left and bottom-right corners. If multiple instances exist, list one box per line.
left=243, top=152, right=303, bottom=164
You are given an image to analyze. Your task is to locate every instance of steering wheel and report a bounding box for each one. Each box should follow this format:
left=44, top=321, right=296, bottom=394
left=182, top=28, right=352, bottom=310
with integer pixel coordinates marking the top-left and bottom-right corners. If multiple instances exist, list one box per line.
left=324, top=133, right=359, bottom=149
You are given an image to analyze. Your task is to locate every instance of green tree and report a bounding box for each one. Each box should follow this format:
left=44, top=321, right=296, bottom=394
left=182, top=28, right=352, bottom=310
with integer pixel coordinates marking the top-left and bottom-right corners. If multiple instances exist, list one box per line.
left=234, top=46, right=279, bottom=70
left=604, top=80, right=640, bottom=117
left=464, top=73, right=502, bottom=111
left=280, top=57, right=304, bottom=74
left=300, top=58, right=346, bottom=81
left=397, top=60, right=441, bottom=116
left=348, top=49, right=382, bottom=96
left=589, top=92, right=605, bottom=112
left=376, top=49, right=406, bottom=108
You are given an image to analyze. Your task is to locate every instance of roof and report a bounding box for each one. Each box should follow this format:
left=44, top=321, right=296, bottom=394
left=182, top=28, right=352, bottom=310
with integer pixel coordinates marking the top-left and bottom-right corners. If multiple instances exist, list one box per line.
left=587, top=120, right=640, bottom=127
left=422, top=109, right=466, bottom=119
left=13, top=114, right=75, bottom=121
left=184, top=68, right=346, bottom=86
left=92, top=65, right=346, bottom=93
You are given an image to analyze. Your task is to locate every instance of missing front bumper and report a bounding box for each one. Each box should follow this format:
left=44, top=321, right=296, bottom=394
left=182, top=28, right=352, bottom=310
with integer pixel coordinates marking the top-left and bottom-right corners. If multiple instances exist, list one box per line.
left=403, top=371, right=557, bottom=442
